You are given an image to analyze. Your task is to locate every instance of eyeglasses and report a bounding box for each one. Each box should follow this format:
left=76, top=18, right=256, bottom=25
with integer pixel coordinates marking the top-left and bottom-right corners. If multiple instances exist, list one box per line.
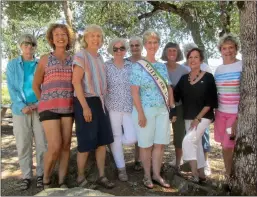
left=130, top=44, right=140, bottom=48
left=113, top=46, right=126, bottom=52
left=22, top=41, right=37, bottom=47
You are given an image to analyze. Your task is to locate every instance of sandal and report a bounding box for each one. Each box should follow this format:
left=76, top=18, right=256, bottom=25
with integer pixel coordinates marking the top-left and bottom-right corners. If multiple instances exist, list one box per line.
left=134, top=161, right=143, bottom=171
left=43, top=180, right=52, bottom=190
left=152, top=177, right=170, bottom=188
left=19, top=179, right=31, bottom=191
left=187, top=175, right=199, bottom=183
left=97, top=176, right=115, bottom=189
left=142, top=177, right=153, bottom=189
left=36, top=176, right=43, bottom=188
left=77, top=178, right=88, bottom=187
left=59, top=182, right=68, bottom=188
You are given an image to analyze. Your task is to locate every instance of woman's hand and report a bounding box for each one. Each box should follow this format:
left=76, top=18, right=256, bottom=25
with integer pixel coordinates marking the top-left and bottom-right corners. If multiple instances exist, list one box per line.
left=189, top=119, right=200, bottom=130
left=138, top=111, right=147, bottom=128
left=22, top=106, right=32, bottom=114
left=83, top=106, right=92, bottom=122
left=171, top=116, right=177, bottom=123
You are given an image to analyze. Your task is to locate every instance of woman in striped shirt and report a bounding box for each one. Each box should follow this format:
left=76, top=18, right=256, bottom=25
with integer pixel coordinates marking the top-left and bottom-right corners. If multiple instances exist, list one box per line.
left=214, top=34, right=242, bottom=181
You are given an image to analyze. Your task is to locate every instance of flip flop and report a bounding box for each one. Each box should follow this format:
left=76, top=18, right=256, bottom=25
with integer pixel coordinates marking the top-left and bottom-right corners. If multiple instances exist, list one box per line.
left=142, top=177, right=154, bottom=189
left=152, top=177, right=170, bottom=188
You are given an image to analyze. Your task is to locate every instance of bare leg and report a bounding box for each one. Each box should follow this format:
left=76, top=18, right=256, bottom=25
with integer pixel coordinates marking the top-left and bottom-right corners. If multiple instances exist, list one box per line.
left=95, top=145, right=106, bottom=177
left=77, top=152, right=89, bottom=183
left=175, top=148, right=183, bottom=167
left=222, top=148, right=234, bottom=176
left=58, top=117, right=73, bottom=185
left=42, top=120, right=62, bottom=184
left=189, top=160, right=199, bottom=177
left=140, top=146, right=153, bottom=179
left=152, top=144, right=164, bottom=179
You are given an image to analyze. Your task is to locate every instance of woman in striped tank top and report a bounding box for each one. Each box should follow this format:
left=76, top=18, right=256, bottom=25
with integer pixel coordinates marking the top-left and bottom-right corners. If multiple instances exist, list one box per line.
left=33, top=23, right=75, bottom=188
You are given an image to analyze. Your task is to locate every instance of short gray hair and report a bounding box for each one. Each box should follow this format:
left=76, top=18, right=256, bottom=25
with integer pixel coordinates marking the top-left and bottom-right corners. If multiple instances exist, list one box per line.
left=129, top=36, right=143, bottom=51
left=18, top=34, right=37, bottom=47
left=107, top=37, right=129, bottom=56
left=142, top=29, right=160, bottom=45
left=218, top=33, right=240, bottom=52
left=82, top=24, right=104, bottom=48
left=183, top=43, right=198, bottom=57
left=161, top=42, right=183, bottom=62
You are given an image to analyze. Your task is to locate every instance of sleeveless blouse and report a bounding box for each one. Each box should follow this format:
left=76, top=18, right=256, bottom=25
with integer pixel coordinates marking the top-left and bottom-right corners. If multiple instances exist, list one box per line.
left=38, top=53, right=74, bottom=114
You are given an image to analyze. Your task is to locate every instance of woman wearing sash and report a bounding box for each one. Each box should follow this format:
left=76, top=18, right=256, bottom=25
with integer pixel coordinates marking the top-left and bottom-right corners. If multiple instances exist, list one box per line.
left=130, top=29, right=176, bottom=189
left=72, top=24, right=115, bottom=189
left=174, top=48, right=218, bottom=183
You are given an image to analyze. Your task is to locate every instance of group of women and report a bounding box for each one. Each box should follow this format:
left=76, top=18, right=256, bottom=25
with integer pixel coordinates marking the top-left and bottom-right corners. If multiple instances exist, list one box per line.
left=6, top=23, right=242, bottom=190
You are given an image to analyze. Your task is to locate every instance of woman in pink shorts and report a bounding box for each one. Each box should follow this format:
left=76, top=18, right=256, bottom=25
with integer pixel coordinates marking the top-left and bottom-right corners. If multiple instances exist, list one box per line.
left=214, top=33, right=242, bottom=179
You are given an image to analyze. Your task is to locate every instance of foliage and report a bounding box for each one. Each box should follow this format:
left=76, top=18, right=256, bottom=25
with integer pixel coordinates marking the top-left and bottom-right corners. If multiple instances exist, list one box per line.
left=1, top=85, right=11, bottom=105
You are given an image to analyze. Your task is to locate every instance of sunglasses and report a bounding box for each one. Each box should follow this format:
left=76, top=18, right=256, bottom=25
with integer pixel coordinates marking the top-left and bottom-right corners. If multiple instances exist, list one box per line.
left=113, top=46, right=126, bottom=52
left=22, top=41, right=37, bottom=47
left=130, top=44, right=140, bottom=48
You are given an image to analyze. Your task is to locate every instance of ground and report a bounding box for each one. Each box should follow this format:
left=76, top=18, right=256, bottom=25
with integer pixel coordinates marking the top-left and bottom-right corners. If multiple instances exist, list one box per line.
left=1, top=111, right=226, bottom=196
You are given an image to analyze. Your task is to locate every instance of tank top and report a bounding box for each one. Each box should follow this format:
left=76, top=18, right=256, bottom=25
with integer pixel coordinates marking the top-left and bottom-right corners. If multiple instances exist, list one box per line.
left=38, top=52, right=74, bottom=114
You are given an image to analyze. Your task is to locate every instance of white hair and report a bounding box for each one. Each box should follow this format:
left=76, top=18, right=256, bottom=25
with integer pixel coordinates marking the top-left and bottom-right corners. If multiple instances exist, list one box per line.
left=107, top=37, right=129, bottom=56
left=183, top=43, right=198, bottom=57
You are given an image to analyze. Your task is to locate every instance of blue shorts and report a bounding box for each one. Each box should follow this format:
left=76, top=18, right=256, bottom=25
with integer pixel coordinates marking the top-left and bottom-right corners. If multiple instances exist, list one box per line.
left=74, top=97, right=114, bottom=152
left=132, top=106, right=171, bottom=148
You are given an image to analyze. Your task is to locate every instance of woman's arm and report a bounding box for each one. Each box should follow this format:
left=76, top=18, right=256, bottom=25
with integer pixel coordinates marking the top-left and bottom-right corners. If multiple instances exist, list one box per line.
left=33, top=55, right=47, bottom=100
left=72, top=65, right=92, bottom=122
left=131, top=85, right=146, bottom=127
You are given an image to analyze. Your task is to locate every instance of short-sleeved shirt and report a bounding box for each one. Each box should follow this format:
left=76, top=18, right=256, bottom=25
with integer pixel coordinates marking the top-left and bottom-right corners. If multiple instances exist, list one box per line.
left=214, top=60, right=242, bottom=114
left=130, top=61, right=171, bottom=108
left=174, top=72, right=218, bottom=120
left=72, top=49, right=107, bottom=98
left=167, top=64, right=189, bottom=106
left=105, top=59, right=133, bottom=113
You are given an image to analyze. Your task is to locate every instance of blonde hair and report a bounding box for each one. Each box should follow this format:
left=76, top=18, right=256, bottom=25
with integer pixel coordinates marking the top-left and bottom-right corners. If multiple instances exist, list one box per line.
left=82, top=24, right=104, bottom=48
left=46, top=23, right=75, bottom=50
left=218, top=33, right=240, bottom=52
left=107, top=37, right=129, bottom=56
left=142, top=29, right=160, bottom=45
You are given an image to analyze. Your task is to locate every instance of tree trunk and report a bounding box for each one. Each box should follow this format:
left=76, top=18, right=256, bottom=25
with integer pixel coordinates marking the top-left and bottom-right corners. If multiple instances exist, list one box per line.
left=230, top=1, right=257, bottom=195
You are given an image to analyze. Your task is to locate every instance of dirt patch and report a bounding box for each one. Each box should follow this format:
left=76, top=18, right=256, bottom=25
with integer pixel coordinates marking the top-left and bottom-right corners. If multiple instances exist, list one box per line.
left=1, top=113, right=225, bottom=196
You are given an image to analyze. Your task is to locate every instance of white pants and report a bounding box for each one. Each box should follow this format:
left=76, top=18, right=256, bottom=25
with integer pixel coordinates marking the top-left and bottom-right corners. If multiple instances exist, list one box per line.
left=109, top=111, right=137, bottom=168
left=13, top=111, right=47, bottom=179
left=182, top=118, right=211, bottom=169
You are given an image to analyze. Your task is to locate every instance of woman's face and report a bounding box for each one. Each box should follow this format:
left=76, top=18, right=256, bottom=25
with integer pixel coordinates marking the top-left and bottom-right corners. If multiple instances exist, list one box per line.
left=144, top=36, right=159, bottom=56
left=113, top=42, right=126, bottom=59
left=20, top=40, right=36, bottom=56
left=129, top=40, right=142, bottom=57
left=220, top=41, right=237, bottom=63
left=188, top=50, right=202, bottom=70
left=52, top=27, right=69, bottom=49
left=166, top=47, right=178, bottom=62
left=85, top=30, right=103, bottom=50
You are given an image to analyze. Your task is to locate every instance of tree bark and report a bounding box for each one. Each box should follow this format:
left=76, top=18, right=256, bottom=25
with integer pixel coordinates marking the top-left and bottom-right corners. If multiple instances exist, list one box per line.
left=230, top=1, right=257, bottom=195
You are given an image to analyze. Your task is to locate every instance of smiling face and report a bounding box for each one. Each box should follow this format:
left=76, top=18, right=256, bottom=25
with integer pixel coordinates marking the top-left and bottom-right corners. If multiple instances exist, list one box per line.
left=52, top=27, right=69, bottom=49
left=84, top=30, right=103, bottom=50
left=220, top=41, right=237, bottom=64
left=129, top=40, right=142, bottom=57
left=188, top=50, right=202, bottom=70
left=166, top=47, right=178, bottom=62
left=113, top=42, right=126, bottom=59
left=144, top=36, right=159, bottom=56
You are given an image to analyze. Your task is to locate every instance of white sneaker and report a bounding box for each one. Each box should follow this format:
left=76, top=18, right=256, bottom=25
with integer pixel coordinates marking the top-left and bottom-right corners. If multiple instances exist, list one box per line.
left=204, top=160, right=212, bottom=176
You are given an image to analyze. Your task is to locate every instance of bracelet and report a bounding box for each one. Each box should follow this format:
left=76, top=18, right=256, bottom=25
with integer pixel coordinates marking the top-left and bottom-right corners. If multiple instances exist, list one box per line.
left=195, top=117, right=201, bottom=122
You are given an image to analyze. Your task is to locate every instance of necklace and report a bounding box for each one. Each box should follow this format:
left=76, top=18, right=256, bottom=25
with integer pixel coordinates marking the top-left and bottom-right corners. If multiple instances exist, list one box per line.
left=188, top=70, right=202, bottom=82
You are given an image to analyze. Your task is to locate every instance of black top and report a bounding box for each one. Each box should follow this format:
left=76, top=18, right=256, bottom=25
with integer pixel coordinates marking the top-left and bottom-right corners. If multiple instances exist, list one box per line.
left=174, top=72, right=218, bottom=120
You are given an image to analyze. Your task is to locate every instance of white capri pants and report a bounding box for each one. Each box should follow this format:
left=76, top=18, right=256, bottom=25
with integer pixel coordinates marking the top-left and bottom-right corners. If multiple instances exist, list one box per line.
left=182, top=118, right=211, bottom=169
left=109, top=111, right=137, bottom=168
